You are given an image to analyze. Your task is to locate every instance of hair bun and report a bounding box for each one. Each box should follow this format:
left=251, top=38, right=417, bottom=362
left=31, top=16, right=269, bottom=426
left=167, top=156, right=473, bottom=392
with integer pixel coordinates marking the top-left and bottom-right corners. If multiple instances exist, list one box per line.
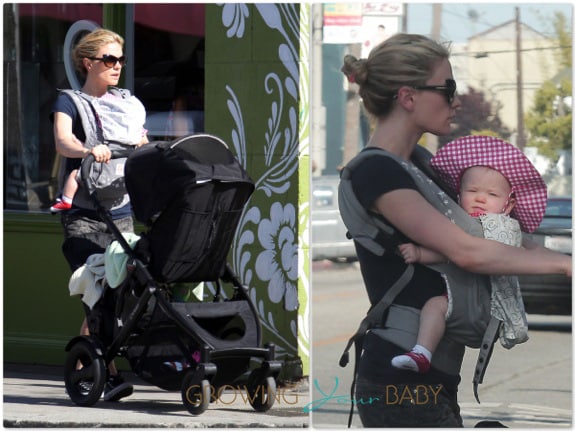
left=341, top=55, right=366, bottom=85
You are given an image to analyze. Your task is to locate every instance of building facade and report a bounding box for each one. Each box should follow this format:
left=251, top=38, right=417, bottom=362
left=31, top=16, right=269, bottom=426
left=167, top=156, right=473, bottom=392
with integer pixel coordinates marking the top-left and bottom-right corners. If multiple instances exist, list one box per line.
left=465, top=21, right=560, bottom=138
left=4, top=3, right=310, bottom=380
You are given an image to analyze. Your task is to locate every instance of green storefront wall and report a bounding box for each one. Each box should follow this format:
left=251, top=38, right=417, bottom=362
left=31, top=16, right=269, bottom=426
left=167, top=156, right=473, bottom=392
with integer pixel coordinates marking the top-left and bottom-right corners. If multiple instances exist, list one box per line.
left=3, top=212, right=84, bottom=362
left=3, top=3, right=310, bottom=381
left=204, top=4, right=310, bottom=379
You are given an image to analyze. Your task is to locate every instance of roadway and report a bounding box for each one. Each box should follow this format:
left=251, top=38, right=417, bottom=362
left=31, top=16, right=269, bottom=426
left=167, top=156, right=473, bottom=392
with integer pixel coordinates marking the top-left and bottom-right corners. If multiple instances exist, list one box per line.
left=311, top=261, right=572, bottom=428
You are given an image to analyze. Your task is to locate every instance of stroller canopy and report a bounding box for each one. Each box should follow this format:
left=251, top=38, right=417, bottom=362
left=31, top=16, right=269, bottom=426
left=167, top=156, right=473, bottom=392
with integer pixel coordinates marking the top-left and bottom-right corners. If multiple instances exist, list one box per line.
left=125, top=134, right=254, bottom=225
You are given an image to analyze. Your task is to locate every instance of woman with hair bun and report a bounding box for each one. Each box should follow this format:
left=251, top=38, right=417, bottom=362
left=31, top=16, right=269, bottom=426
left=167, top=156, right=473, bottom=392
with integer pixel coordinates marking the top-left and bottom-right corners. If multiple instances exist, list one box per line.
left=339, top=33, right=570, bottom=427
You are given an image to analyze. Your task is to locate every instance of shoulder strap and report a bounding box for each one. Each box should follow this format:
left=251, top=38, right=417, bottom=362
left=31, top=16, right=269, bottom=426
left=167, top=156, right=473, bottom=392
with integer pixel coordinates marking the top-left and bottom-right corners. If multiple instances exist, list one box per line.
left=58, top=87, right=130, bottom=147
left=58, top=89, right=104, bottom=148
left=338, top=148, right=401, bottom=255
left=340, top=264, right=414, bottom=428
left=339, top=264, right=415, bottom=368
left=473, top=317, right=501, bottom=403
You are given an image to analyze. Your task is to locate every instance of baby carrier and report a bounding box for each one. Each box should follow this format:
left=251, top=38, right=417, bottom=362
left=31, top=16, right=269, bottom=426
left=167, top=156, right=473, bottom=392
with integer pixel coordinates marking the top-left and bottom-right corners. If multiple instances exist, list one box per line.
left=338, top=146, right=503, bottom=425
left=63, top=134, right=282, bottom=415
left=57, top=87, right=135, bottom=212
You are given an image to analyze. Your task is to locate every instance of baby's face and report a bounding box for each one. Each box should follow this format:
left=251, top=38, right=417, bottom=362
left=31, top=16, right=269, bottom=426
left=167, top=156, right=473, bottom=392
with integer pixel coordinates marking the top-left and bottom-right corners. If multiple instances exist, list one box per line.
left=459, top=166, right=514, bottom=215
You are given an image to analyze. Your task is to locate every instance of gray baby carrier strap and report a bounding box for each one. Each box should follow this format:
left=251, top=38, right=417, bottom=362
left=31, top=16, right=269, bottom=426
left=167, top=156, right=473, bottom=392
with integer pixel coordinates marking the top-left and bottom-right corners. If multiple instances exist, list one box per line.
left=338, top=147, right=500, bottom=407
left=58, top=88, right=132, bottom=211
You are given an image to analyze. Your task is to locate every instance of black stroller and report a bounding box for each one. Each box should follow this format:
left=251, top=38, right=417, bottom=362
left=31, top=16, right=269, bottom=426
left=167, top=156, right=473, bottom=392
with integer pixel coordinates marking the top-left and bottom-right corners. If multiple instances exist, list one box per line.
left=63, top=134, right=282, bottom=415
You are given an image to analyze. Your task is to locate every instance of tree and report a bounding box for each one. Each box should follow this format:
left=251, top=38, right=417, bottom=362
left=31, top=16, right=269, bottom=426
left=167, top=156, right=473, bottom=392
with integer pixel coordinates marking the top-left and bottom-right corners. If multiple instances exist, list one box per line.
left=524, top=79, right=572, bottom=160
left=438, top=87, right=510, bottom=146
left=524, top=11, right=572, bottom=161
left=552, top=11, right=572, bottom=70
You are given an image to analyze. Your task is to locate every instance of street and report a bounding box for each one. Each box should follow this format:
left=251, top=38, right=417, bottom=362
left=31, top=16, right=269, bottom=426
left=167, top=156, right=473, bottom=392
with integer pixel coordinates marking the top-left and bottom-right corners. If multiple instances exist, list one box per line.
left=3, top=363, right=310, bottom=428
left=311, top=261, right=572, bottom=428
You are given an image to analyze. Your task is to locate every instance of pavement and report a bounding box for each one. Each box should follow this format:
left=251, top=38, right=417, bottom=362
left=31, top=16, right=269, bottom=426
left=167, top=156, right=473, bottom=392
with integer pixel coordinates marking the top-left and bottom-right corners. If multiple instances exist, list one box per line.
left=3, top=363, right=310, bottom=428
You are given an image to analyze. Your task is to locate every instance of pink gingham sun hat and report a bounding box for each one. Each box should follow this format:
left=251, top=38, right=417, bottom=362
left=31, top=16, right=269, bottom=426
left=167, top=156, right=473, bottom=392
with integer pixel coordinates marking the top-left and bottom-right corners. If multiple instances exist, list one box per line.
left=430, top=135, right=547, bottom=233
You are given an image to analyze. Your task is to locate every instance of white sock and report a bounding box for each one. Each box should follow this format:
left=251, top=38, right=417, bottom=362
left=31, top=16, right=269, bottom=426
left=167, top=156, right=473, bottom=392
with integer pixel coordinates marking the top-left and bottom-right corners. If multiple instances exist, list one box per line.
left=61, top=195, right=73, bottom=204
left=412, top=344, right=432, bottom=362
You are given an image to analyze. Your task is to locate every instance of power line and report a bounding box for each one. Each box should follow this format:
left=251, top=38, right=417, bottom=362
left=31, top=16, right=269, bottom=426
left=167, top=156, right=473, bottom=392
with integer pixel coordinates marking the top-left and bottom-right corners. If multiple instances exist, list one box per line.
left=451, top=45, right=572, bottom=57
left=442, top=7, right=494, bottom=30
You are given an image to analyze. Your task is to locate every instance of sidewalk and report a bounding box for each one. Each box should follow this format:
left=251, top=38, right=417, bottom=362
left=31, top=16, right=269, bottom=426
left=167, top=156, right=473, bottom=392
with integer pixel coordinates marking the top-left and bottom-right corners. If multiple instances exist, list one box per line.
left=3, top=363, right=310, bottom=428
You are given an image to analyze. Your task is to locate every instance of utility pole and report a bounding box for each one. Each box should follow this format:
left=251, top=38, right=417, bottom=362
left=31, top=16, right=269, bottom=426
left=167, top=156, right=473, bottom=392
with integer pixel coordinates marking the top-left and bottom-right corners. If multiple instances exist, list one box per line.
left=515, top=7, right=525, bottom=150
left=311, top=4, right=326, bottom=174
left=426, top=3, right=442, bottom=152
left=431, top=4, right=442, bottom=41
left=402, top=3, right=408, bottom=32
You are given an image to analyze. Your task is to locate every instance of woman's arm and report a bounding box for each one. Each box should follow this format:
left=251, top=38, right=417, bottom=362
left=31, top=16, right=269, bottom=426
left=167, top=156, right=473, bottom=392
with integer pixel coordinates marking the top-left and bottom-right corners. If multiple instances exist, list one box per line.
left=53, top=112, right=89, bottom=158
left=375, top=188, right=571, bottom=277
left=53, top=112, right=111, bottom=162
left=522, top=237, right=541, bottom=250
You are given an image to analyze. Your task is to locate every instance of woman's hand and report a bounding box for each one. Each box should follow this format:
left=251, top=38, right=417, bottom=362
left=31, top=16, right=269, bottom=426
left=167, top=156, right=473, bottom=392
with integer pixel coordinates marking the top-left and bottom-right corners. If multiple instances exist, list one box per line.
left=90, top=144, right=112, bottom=163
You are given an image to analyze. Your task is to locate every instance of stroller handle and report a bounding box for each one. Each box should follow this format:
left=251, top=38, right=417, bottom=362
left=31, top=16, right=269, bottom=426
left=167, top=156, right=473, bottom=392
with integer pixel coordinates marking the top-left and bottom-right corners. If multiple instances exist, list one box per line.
left=80, top=145, right=136, bottom=196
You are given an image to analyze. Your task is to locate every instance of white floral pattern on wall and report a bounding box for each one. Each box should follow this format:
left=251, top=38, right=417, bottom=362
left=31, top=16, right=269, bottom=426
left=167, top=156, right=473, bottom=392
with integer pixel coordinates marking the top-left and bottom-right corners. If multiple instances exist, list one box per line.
left=254, top=202, right=299, bottom=311
left=217, top=3, right=310, bottom=367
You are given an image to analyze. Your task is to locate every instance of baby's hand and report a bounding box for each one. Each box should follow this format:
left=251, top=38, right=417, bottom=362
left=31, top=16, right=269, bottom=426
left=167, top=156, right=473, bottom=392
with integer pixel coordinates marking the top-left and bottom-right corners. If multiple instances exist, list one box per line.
left=398, top=243, right=420, bottom=264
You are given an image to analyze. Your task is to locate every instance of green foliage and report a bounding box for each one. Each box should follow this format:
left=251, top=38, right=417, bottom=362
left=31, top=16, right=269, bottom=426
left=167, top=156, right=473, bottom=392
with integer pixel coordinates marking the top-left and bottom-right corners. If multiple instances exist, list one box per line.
left=525, top=79, right=572, bottom=161
left=552, top=11, right=572, bottom=69
left=524, top=11, right=572, bottom=162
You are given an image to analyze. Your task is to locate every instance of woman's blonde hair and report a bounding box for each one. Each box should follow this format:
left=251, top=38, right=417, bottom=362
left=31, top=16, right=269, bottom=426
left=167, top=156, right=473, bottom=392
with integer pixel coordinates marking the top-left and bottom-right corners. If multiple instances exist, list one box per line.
left=341, top=33, right=450, bottom=118
left=72, top=29, right=124, bottom=77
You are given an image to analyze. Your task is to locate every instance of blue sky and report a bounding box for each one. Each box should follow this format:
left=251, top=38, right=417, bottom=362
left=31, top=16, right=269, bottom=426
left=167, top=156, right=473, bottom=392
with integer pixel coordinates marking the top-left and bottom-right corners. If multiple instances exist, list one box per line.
left=405, top=2, right=573, bottom=43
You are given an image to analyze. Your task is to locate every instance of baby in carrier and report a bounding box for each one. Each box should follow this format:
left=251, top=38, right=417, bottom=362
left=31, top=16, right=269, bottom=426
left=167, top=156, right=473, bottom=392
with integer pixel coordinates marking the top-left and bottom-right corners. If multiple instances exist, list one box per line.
left=50, top=91, right=147, bottom=213
left=392, top=135, right=547, bottom=373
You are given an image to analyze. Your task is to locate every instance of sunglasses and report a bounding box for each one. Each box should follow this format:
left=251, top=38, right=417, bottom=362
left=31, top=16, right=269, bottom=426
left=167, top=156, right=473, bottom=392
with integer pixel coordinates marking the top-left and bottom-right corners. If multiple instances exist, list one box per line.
left=412, top=79, right=457, bottom=105
left=88, top=54, right=127, bottom=68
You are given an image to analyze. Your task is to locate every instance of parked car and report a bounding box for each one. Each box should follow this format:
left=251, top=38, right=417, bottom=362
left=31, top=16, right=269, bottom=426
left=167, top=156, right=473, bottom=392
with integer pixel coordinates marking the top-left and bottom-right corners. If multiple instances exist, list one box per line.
left=311, top=175, right=356, bottom=262
left=519, top=196, right=572, bottom=315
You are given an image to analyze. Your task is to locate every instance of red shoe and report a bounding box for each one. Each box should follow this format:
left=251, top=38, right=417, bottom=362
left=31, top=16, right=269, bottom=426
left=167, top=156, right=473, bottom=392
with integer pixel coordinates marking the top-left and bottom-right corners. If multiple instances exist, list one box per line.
left=391, top=351, right=431, bottom=373
left=50, top=200, right=72, bottom=213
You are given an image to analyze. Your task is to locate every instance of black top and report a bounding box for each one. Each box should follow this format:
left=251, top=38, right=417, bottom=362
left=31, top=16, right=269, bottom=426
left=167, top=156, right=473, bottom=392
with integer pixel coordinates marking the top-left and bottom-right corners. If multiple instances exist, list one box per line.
left=351, top=153, right=447, bottom=307
left=51, top=93, right=86, bottom=174
left=350, top=150, right=459, bottom=392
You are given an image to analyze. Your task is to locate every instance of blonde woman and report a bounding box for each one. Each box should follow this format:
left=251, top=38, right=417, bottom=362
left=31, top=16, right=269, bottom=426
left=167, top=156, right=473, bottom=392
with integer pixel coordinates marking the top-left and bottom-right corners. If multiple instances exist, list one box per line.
left=340, top=33, right=571, bottom=427
left=51, top=28, right=148, bottom=402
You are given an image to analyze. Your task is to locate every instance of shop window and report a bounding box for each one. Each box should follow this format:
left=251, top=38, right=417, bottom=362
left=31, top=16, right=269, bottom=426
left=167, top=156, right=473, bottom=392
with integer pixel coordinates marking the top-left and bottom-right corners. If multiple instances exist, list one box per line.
left=3, top=4, right=205, bottom=212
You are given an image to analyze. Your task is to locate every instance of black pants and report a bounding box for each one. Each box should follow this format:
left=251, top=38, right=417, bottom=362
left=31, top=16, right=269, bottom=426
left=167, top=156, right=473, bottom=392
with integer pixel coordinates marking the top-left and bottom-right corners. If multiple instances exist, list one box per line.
left=61, top=213, right=133, bottom=271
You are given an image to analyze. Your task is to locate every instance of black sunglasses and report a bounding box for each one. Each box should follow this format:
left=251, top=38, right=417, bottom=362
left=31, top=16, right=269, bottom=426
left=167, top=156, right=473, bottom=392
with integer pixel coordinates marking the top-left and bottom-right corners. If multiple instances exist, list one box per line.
left=88, top=54, right=127, bottom=68
left=412, top=79, right=457, bottom=105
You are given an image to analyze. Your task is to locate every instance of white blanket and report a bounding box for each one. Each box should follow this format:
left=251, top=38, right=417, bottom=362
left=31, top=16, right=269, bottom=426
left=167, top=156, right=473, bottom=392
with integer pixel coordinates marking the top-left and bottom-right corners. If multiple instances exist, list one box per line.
left=68, top=233, right=141, bottom=309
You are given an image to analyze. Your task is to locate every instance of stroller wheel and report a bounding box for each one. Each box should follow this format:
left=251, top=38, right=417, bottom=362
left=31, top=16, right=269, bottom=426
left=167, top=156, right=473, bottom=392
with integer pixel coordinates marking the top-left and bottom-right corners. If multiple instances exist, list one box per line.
left=181, top=373, right=210, bottom=415
left=64, top=340, right=106, bottom=406
left=247, top=376, right=277, bottom=412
